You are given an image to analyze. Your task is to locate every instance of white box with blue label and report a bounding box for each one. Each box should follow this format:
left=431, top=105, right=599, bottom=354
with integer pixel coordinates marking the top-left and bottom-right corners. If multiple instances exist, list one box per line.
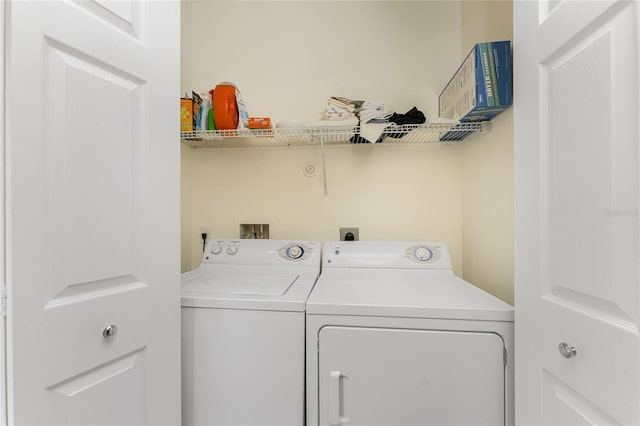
left=439, top=40, right=512, bottom=123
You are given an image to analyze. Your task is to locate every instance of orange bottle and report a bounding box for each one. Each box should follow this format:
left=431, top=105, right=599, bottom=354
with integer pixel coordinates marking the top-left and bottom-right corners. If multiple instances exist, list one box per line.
left=213, top=84, right=238, bottom=130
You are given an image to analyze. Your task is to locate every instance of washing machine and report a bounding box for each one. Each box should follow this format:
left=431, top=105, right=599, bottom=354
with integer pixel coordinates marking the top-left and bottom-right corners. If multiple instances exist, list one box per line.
left=306, top=241, right=514, bottom=426
left=182, top=238, right=321, bottom=426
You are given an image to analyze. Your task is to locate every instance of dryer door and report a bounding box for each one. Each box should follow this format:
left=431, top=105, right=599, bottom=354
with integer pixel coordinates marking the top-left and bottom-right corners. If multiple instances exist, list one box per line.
left=318, top=326, right=505, bottom=426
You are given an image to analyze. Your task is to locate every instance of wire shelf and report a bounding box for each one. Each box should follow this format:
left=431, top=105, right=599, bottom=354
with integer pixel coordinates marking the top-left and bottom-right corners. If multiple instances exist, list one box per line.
left=180, top=122, right=489, bottom=148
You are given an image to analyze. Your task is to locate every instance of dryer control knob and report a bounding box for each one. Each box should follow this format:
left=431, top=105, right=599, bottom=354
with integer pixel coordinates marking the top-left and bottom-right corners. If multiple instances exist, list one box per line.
left=286, top=245, right=304, bottom=259
left=415, top=247, right=433, bottom=261
left=211, top=245, right=222, bottom=255
left=227, top=246, right=238, bottom=255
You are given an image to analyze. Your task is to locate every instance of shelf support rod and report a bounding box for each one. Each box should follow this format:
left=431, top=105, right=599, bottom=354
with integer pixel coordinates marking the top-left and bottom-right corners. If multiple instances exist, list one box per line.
left=320, top=136, right=328, bottom=196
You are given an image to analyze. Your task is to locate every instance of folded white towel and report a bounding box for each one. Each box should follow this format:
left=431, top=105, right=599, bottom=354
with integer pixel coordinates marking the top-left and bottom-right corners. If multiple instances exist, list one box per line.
left=325, top=104, right=352, bottom=114
left=330, top=96, right=361, bottom=108
left=328, top=98, right=356, bottom=112
left=359, top=108, right=392, bottom=124
left=359, top=121, right=391, bottom=144
left=355, top=100, right=393, bottom=125
left=305, top=116, right=359, bottom=128
left=357, top=100, right=385, bottom=111
left=324, top=104, right=356, bottom=121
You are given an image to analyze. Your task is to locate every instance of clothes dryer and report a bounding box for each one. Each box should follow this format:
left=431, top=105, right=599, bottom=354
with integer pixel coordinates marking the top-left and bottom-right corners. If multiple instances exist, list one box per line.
left=182, top=239, right=320, bottom=426
left=306, top=241, right=514, bottom=426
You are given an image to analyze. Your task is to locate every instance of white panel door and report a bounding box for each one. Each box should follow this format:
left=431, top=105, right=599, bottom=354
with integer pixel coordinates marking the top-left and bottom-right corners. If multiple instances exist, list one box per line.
left=318, top=326, right=505, bottom=426
left=0, top=1, right=6, bottom=425
left=515, top=1, right=639, bottom=424
left=5, top=1, right=180, bottom=424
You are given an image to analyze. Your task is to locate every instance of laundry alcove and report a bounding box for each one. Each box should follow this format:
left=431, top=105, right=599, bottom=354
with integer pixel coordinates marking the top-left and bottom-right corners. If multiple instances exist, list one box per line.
left=180, top=0, right=515, bottom=305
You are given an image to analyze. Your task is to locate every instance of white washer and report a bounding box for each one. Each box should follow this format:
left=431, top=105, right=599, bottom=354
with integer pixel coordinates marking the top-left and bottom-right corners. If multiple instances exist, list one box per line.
left=182, top=239, right=321, bottom=426
left=306, top=241, right=514, bottom=426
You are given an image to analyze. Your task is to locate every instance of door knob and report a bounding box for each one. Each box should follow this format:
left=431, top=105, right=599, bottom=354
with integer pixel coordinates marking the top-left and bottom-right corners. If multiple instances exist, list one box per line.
left=103, top=325, right=118, bottom=339
left=558, top=342, right=577, bottom=358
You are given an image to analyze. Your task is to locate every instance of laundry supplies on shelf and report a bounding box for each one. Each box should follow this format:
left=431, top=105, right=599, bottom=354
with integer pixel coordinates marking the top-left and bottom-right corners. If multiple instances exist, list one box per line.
left=181, top=82, right=254, bottom=133
left=212, top=83, right=239, bottom=130
left=322, top=96, right=362, bottom=121
left=180, top=93, right=490, bottom=148
left=180, top=97, right=195, bottom=131
left=197, top=95, right=211, bottom=132
left=352, top=101, right=393, bottom=144
left=180, top=122, right=489, bottom=148
left=247, top=117, right=272, bottom=129
left=388, top=106, right=427, bottom=126
left=385, top=107, right=428, bottom=139
left=349, top=103, right=428, bottom=144
left=439, top=40, right=512, bottom=123
left=192, top=91, right=203, bottom=130
left=304, top=116, right=359, bottom=128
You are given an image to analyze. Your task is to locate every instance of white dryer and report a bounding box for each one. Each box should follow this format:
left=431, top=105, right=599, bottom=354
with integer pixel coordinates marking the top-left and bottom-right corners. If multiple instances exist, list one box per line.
left=306, top=241, right=514, bottom=426
left=182, top=239, right=321, bottom=426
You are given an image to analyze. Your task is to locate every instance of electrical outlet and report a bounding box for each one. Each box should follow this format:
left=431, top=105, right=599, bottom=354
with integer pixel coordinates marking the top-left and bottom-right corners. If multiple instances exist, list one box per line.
left=340, top=227, right=359, bottom=241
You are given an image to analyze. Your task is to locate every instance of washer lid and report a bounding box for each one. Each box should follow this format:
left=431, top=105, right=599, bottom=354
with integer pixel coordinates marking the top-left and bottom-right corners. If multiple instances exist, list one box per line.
left=306, top=269, right=513, bottom=322
left=182, top=269, right=298, bottom=296
left=181, top=264, right=318, bottom=312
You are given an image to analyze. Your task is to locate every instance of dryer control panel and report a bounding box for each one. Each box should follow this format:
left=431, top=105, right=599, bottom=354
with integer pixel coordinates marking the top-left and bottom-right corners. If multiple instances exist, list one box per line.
left=323, top=241, right=452, bottom=269
left=201, top=239, right=320, bottom=266
left=406, top=244, right=443, bottom=264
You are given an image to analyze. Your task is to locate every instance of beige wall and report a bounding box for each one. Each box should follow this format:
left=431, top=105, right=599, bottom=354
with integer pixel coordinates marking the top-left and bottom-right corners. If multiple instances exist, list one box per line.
left=180, top=1, right=515, bottom=304
left=461, top=0, right=514, bottom=304
left=184, top=144, right=465, bottom=273
left=182, top=1, right=462, bottom=122
left=181, top=1, right=466, bottom=274
left=181, top=143, right=194, bottom=272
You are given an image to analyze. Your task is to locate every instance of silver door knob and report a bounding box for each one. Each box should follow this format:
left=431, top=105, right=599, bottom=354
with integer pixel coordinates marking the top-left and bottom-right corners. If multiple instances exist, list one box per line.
left=558, top=342, right=577, bottom=358
left=103, top=325, right=118, bottom=339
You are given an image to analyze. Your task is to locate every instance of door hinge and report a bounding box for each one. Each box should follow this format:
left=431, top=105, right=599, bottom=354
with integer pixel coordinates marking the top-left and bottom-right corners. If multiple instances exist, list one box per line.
left=503, top=347, right=507, bottom=366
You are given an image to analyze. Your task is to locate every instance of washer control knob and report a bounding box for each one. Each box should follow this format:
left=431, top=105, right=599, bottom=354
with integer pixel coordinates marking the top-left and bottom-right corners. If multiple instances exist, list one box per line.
left=287, top=245, right=304, bottom=260
left=211, top=245, right=222, bottom=255
left=415, top=247, right=433, bottom=261
left=227, top=246, right=238, bottom=255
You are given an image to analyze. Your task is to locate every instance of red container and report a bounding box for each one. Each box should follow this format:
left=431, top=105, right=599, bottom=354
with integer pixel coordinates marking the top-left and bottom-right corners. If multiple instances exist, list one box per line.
left=248, top=117, right=272, bottom=129
left=213, top=84, right=238, bottom=130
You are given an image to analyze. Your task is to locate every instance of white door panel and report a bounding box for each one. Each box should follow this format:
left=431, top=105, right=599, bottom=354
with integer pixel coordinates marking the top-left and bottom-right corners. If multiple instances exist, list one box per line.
left=0, top=1, right=5, bottom=425
left=542, top=371, right=623, bottom=426
left=6, top=1, right=180, bottom=424
left=318, top=326, right=505, bottom=426
left=46, top=350, right=147, bottom=426
left=515, top=0, right=639, bottom=424
left=45, top=39, right=141, bottom=288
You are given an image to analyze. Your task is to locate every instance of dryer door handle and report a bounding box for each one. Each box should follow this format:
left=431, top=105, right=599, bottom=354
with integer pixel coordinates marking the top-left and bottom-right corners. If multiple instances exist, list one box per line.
left=329, top=371, right=349, bottom=425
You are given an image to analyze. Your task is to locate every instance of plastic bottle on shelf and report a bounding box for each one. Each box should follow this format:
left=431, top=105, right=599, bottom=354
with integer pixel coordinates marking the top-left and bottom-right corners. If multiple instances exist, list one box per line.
left=198, top=95, right=211, bottom=131
left=212, top=83, right=238, bottom=130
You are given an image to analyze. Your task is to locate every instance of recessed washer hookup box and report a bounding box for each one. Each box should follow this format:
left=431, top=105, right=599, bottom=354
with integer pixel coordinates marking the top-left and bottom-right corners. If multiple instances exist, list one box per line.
left=439, top=40, right=512, bottom=123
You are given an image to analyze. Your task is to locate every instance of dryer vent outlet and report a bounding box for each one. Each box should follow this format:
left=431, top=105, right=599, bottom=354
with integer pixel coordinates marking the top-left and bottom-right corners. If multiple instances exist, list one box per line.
left=340, top=227, right=359, bottom=241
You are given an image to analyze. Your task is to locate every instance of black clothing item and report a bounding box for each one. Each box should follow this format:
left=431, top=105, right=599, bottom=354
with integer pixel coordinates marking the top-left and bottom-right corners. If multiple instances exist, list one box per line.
left=387, top=107, right=427, bottom=138
left=388, top=106, right=426, bottom=125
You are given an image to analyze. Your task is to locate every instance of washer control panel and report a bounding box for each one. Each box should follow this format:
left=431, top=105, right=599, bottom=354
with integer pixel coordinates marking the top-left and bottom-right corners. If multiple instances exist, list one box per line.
left=201, top=239, right=319, bottom=265
left=406, top=244, right=442, bottom=264
left=278, top=243, right=312, bottom=261
left=204, top=240, right=241, bottom=261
